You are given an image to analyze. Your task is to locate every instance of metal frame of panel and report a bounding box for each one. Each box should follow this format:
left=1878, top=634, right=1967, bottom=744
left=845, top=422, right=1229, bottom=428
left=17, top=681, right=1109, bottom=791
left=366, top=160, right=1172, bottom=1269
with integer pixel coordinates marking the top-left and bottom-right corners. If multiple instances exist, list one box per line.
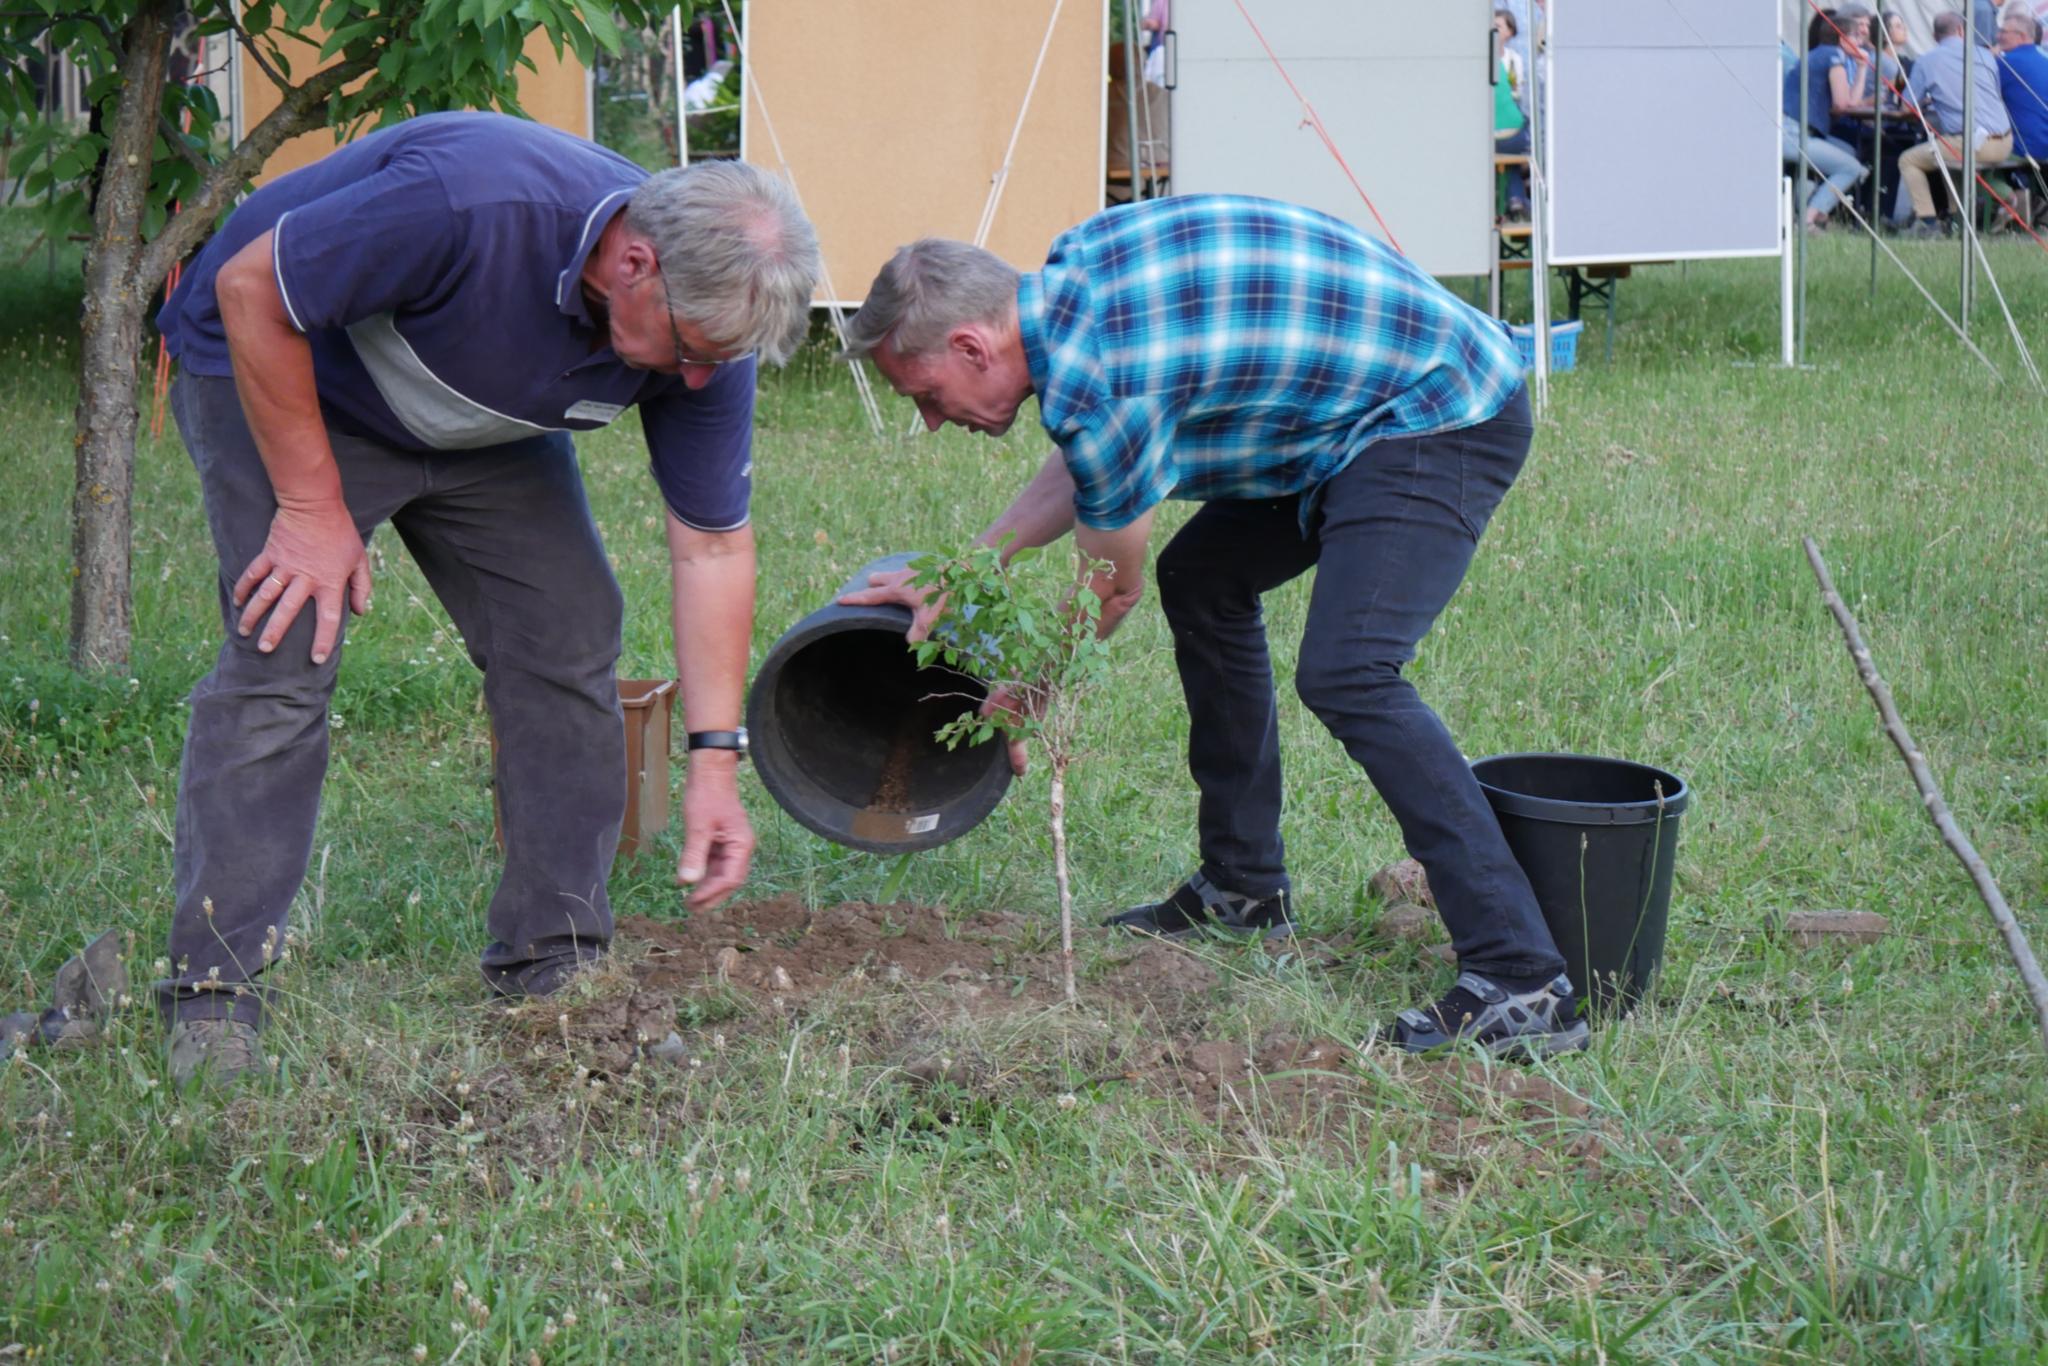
left=1168, top=0, right=1495, bottom=279
left=1546, top=0, right=1782, bottom=264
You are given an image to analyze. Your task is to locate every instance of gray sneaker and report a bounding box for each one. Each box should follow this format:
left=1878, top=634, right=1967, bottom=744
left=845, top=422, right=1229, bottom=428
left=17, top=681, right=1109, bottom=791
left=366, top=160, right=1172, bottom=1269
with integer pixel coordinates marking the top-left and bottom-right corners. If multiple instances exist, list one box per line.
left=168, top=1018, right=265, bottom=1089
left=1104, top=872, right=1295, bottom=943
left=1378, top=972, right=1589, bottom=1060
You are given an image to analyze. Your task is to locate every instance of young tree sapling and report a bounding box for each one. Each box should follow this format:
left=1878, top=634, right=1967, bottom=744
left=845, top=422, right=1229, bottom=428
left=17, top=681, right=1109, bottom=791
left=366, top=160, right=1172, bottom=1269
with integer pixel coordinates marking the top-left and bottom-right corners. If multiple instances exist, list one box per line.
left=907, top=541, right=1112, bottom=1005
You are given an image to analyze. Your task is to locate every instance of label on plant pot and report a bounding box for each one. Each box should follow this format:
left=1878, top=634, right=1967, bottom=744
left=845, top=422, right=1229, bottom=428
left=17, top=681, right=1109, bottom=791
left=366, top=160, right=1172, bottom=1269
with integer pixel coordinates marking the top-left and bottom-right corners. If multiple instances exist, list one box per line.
left=906, top=813, right=939, bottom=834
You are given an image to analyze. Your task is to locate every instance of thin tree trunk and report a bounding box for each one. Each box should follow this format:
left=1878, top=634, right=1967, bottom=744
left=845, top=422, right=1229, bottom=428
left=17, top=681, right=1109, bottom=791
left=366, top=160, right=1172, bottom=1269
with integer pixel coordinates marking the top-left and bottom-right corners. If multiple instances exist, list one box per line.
left=1050, top=755, right=1075, bottom=1005
left=69, top=0, right=175, bottom=672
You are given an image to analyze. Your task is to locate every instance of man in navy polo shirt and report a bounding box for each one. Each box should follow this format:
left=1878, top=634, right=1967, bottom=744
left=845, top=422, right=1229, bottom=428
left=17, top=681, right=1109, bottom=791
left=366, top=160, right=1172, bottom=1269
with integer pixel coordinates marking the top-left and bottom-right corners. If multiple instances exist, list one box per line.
left=154, top=112, right=820, bottom=1085
left=839, top=197, right=1587, bottom=1060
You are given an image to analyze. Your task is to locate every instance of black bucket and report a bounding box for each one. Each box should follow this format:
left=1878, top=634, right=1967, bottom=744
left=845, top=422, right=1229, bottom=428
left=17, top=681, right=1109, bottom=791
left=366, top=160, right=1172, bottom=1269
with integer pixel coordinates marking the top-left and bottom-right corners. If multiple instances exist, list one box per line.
left=746, top=554, right=1013, bottom=855
left=1470, top=753, right=1689, bottom=1015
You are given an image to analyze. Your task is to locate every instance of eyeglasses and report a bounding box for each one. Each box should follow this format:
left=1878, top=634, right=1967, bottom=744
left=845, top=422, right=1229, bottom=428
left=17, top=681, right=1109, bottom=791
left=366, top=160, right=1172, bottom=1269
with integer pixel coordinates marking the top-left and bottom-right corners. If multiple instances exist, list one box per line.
left=654, top=262, right=754, bottom=370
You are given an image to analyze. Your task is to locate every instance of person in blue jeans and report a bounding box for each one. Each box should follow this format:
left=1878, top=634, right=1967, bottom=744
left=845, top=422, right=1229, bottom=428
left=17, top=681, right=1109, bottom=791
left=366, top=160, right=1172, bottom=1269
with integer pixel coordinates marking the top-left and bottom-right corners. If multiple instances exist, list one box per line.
left=837, top=196, right=1588, bottom=1059
left=1493, top=8, right=1531, bottom=219
left=1783, top=10, right=1870, bottom=230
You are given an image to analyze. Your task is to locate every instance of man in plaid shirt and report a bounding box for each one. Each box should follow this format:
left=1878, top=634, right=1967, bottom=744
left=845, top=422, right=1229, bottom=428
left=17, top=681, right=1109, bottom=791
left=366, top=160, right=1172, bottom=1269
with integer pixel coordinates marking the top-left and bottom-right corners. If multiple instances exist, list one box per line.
left=841, top=195, right=1584, bottom=1058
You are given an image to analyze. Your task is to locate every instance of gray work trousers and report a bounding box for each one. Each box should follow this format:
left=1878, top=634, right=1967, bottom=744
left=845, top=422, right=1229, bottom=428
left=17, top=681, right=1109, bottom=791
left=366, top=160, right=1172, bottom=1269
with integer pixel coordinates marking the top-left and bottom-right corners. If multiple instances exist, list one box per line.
left=157, top=374, right=626, bottom=1026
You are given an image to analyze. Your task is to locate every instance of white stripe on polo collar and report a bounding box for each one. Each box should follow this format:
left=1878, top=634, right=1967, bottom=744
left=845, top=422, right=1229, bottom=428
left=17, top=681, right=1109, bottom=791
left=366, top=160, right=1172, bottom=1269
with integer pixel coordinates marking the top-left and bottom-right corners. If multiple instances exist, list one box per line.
left=557, top=189, right=633, bottom=311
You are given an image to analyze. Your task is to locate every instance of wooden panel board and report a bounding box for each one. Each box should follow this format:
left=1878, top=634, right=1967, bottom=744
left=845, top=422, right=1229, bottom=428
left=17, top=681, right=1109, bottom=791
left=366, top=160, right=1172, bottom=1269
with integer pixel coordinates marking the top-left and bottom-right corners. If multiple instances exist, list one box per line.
left=239, top=30, right=589, bottom=185
left=741, top=0, right=1106, bottom=307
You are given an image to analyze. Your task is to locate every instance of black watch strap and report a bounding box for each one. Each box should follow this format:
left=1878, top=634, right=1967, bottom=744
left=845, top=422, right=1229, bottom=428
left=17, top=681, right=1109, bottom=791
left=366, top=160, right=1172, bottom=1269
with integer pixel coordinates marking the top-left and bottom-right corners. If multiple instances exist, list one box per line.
left=687, top=728, right=749, bottom=757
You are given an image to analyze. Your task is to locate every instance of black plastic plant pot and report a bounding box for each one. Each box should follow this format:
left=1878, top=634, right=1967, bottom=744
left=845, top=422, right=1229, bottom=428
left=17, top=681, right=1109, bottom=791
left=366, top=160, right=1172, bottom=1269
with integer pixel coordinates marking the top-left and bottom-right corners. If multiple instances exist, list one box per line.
left=747, top=554, right=1013, bottom=855
left=1470, top=752, right=1690, bottom=1017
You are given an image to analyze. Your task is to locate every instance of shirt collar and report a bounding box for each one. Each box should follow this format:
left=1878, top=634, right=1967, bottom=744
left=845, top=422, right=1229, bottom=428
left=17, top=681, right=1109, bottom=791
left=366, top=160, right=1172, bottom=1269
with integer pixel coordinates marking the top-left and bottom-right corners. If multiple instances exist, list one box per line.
left=1015, top=275, right=1052, bottom=401
left=556, top=188, right=634, bottom=326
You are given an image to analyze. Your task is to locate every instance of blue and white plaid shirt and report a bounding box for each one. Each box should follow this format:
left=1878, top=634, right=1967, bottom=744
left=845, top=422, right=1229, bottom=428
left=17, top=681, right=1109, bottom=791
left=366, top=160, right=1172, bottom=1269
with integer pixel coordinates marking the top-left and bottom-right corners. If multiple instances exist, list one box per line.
left=1017, top=195, right=1526, bottom=532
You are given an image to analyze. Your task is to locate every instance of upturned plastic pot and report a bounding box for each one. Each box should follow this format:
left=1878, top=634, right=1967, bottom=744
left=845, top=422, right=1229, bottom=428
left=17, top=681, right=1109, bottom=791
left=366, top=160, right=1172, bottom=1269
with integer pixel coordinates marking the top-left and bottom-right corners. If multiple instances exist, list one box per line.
left=1471, top=753, right=1690, bottom=1016
left=746, top=554, right=1013, bottom=855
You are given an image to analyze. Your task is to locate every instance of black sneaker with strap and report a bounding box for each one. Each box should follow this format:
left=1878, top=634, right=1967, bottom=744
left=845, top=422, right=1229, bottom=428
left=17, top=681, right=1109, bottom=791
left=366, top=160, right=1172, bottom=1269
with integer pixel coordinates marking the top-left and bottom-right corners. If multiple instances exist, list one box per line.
left=1377, top=972, right=1589, bottom=1059
left=1103, top=872, right=1295, bottom=943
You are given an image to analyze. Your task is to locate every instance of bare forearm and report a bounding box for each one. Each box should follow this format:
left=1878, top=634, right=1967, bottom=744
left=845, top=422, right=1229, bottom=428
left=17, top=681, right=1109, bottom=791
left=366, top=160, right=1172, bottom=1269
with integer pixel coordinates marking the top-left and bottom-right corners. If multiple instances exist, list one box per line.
left=667, top=518, right=756, bottom=734
left=977, top=451, right=1077, bottom=561
left=216, top=231, right=343, bottom=509
left=1074, top=511, right=1154, bottom=641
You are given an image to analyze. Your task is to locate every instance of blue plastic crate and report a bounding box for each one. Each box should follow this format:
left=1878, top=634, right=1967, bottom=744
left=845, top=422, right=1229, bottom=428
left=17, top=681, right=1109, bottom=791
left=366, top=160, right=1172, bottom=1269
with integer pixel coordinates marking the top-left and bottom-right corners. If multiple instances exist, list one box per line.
left=1507, top=319, right=1583, bottom=373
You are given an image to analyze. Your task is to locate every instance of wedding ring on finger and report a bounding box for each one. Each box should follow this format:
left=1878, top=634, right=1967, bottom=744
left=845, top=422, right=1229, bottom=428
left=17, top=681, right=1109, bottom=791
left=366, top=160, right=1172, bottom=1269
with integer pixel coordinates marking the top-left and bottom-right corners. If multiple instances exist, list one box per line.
left=264, top=574, right=284, bottom=592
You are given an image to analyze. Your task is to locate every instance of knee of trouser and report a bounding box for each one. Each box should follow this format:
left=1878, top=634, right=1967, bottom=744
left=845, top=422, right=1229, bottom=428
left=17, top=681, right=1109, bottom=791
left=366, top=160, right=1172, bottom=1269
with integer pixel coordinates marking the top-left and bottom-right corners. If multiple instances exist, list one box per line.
left=536, top=563, right=625, bottom=672
left=1293, top=653, right=1405, bottom=721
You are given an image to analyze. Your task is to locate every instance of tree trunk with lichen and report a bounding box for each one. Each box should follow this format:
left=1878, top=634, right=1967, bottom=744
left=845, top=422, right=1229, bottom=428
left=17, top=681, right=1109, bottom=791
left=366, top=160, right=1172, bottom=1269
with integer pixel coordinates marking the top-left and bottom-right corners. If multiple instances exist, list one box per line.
left=67, top=0, right=173, bottom=671
left=60, top=1, right=374, bottom=673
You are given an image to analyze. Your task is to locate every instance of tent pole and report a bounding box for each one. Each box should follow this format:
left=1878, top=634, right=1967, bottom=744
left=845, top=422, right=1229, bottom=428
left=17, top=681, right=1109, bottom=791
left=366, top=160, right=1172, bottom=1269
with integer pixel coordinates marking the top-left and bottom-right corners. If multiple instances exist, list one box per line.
left=43, top=33, right=57, bottom=278
left=1870, top=0, right=1884, bottom=297
left=1528, top=9, right=1549, bottom=413
left=1123, top=0, right=1143, bottom=199
left=1781, top=175, right=1797, bottom=366
left=672, top=7, right=689, bottom=167
left=1961, top=5, right=1976, bottom=334
left=1796, top=10, right=1810, bottom=367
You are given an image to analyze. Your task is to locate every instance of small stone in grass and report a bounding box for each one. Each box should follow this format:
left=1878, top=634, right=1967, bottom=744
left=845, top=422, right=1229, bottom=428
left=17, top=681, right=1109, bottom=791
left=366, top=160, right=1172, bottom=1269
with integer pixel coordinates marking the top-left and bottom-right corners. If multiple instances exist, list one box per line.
left=1422, top=943, right=1459, bottom=966
left=1369, top=858, right=1433, bottom=908
left=1374, top=901, right=1439, bottom=943
left=647, top=1031, right=689, bottom=1064
left=1784, top=911, right=1891, bottom=949
left=712, top=946, right=743, bottom=981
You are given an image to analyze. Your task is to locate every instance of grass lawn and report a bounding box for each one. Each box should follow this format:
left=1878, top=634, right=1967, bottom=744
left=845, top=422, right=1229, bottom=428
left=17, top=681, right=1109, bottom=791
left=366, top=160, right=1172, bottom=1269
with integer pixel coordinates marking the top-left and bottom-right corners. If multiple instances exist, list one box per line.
left=2, top=213, right=2046, bottom=1362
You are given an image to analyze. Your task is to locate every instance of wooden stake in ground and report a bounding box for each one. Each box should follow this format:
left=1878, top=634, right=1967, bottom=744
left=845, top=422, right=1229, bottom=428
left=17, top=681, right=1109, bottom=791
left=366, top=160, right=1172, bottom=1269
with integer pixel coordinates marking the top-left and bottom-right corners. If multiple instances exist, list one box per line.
left=1803, top=537, right=2048, bottom=1057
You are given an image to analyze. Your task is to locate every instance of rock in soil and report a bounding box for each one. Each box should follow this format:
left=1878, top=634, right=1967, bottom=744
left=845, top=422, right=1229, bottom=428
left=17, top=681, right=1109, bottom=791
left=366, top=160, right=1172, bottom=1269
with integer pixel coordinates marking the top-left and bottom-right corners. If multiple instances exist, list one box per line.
left=1374, top=901, right=1440, bottom=943
left=1784, top=911, right=1891, bottom=948
left=0, top=1011, right=38, bottom=1059
left=1369, top=858, right=1434, bottom=908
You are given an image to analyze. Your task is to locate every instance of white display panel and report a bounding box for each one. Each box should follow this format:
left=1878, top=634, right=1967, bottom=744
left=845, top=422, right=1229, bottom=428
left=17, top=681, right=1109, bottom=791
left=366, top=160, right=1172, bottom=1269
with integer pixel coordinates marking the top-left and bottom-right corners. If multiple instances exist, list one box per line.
left=1546, top=0, right=1782, bottom=264
left=1169, top=0, right=1495, bottom=279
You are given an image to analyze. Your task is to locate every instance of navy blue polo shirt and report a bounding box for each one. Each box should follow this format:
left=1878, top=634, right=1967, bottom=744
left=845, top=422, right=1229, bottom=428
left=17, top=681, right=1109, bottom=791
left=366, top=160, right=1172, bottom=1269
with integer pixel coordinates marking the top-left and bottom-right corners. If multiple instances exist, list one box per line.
left=159, top=111, right=753, bottom=531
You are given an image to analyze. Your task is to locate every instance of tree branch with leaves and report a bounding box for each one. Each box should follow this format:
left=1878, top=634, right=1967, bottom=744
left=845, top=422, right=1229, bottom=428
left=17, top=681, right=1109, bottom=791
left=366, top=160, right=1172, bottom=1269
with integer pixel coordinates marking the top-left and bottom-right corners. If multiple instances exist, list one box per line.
left=2, top=0, right=649, bottom=671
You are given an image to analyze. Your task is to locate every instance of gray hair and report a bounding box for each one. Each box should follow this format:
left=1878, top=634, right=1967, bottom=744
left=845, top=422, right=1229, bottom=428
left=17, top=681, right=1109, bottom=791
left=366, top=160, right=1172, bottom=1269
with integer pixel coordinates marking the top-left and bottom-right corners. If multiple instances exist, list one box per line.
left=626, top=159, right=820, bottom=366
left=2009, top=11, right=2043, bottom=41
left=838, top=238, right=1020, bottom=360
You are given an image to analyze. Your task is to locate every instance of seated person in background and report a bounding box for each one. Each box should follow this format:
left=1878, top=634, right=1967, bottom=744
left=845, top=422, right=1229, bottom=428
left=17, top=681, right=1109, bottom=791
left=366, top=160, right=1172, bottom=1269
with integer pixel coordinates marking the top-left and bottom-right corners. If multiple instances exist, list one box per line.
left=1841, top=6, right=1905, bottom=113
left=1893, top=11, right=2013, bottom=235
left=1105, top=41, right=1169, bottom=206
left=1783, top=11, right=1868, bottom=231
left=1884, top=11, right=1916, bottom=79
left=1493, top=8, right=1530, bottom=220
left=1995, top=10, right=2048, bottom=225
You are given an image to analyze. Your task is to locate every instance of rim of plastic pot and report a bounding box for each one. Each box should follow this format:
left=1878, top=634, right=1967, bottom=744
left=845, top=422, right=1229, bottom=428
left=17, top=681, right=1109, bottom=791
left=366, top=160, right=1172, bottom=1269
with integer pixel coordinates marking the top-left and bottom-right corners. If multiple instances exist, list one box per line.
left=746, top=596, right=1013, bottom=856
left=1470, top=752, right=1690, bottom=827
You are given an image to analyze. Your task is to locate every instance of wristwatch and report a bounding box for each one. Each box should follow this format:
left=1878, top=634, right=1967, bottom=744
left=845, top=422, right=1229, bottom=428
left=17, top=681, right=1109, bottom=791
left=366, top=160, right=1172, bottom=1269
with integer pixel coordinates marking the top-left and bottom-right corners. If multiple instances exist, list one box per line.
left=686, top=728, right=750, bottom=759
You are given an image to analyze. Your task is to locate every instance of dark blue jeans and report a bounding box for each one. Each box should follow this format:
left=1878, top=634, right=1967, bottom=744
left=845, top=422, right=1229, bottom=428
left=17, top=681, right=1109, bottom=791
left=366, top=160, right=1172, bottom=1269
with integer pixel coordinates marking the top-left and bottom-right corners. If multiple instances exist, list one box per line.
left=1496, top=125, right=1530, bottom=206
left=1156, top=387, right=1565, bottom=982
